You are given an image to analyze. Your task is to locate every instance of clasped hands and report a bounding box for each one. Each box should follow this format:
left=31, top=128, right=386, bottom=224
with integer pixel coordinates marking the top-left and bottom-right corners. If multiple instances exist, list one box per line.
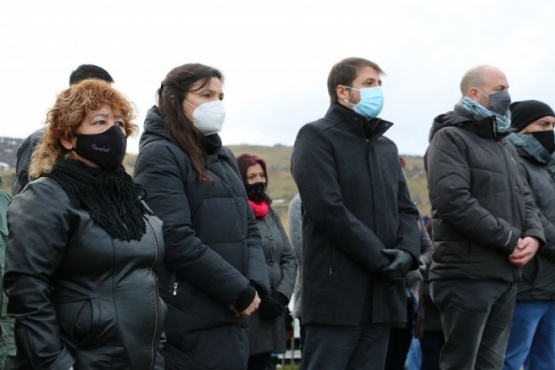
left=379, top=249, right=414, bottom=284
left=229, top=291, right=260, bottom=318
left=509, top=236, right=539, bottom=266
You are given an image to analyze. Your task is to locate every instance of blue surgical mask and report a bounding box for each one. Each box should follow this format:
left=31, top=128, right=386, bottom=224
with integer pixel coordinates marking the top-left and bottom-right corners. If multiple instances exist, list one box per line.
left=344, top=86, right=384, bottom=119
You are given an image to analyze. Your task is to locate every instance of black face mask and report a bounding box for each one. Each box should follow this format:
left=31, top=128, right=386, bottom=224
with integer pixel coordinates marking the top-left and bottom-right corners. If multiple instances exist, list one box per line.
left=245, top=182, right=265, bottom=201
left=73, top=125, right=127, bottom=172
left=531, top=130, right=555, bottom=154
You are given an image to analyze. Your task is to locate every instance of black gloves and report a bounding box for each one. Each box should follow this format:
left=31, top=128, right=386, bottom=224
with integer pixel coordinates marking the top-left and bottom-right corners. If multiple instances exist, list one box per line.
left=258, top=292, right=288, bottom=320
left=234, top=286, right=257, bottom=312
left=379, top=249, right=415, bottom=284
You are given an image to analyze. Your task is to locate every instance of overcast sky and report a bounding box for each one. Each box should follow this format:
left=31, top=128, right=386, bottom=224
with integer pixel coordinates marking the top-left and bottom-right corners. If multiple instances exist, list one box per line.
left=1, top=0, right=553, bottom=156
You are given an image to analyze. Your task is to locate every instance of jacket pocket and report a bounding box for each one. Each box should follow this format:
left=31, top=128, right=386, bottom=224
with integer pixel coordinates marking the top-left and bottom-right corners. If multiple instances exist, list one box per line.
left=56, top=297, right=113, bottom=349
left=433, top=241, right=470, bottom=264
left=17, top=326, right=39, bottom=368
left=168, top=270, right=181, bottom=296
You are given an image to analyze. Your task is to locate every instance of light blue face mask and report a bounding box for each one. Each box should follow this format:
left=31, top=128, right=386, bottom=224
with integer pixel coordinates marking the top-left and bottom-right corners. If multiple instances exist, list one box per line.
left=344, top=86, right=384, bottom=119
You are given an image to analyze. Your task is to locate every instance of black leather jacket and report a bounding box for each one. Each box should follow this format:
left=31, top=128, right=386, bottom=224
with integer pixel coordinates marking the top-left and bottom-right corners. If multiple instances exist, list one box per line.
left=4, top=177, right=166, bottom=370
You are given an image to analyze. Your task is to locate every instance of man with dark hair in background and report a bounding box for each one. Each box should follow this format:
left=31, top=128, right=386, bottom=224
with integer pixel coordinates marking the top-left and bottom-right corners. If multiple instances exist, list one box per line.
left=12, top=64, right=114, bottom=194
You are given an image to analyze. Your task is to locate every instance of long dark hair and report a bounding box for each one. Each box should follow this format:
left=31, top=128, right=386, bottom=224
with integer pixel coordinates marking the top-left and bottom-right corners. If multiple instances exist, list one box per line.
left=157, top=63, right=223, bottom=182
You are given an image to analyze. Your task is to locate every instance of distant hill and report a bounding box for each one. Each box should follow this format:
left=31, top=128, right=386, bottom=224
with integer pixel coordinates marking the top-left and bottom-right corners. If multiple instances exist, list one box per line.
left=125, top=144, right=431, bottom=219
left=0, top=139, right=430, bottom=220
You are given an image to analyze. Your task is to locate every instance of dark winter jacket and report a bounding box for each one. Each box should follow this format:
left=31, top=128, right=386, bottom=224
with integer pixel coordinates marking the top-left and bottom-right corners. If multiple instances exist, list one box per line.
left=13, top=128, right=43, bottom=195
left=247, top=208, right=297, bottom=355
left=133, top=106, right=269, bottom=338
left=425, top=106, right=544, bottom=282
left=4, top=177, right=166, bottom=370
left=509, top=134, right=555, bottom=299
left=291, top=103, right=421, bottom=326
left=0, top=189, right=15, bottom=367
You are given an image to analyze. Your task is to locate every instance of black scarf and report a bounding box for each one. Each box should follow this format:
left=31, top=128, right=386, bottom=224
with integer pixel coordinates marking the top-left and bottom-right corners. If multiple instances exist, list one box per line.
left=200, top=133, right=222, bottom=155
left=46, top=159, right=147, bottom=241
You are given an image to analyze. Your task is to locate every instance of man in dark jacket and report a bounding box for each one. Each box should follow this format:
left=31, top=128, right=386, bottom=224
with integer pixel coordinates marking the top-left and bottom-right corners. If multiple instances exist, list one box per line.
left=12, top=64, right=114, bottom=194
left=503, top=100, right=555, bottom=370
left=291, top=57, right=420, bottom=370
left=425, top=65, right=544, bottom=370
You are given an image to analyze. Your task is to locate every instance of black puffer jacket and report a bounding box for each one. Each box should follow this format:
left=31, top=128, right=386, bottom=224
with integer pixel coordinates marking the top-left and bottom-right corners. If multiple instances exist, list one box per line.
left=510, top=135, right=555, bottom=299
left=425, top=107, right=544, bottom=282
left=133, top=106, right=269, bottom=336
left=4, top=177, right=166, bottom=370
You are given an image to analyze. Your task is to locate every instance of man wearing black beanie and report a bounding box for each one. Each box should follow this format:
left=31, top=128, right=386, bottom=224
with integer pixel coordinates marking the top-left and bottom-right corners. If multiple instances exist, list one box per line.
left=510, top=100, right=555, bottom=133
left=504, top=99, right=555, bottom=370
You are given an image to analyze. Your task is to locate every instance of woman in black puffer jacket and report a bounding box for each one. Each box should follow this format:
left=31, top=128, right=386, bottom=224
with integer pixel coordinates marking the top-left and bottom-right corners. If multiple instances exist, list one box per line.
left=134, top=63, right=269, bottom=370
left=4, top=80, right=166, bottom=370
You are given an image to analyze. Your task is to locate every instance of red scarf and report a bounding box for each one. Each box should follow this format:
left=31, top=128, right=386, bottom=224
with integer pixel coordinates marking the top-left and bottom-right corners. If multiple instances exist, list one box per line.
left=248, top=199, right=269, bottom=218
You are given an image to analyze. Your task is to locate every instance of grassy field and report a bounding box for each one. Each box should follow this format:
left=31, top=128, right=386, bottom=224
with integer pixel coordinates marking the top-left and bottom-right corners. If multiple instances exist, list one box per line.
left=276, top=365, right=299, bottom=370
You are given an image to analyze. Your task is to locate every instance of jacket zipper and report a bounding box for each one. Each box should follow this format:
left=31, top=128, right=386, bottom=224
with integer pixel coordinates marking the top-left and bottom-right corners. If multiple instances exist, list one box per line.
left=146, top=220, right=160, bottom=370
left=498, top=141, right=517, bottom=248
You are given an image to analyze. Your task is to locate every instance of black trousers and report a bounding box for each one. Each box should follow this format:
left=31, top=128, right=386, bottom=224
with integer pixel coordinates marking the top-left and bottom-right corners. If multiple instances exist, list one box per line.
left=385, top=293, right=418, bottom=370
left=420, top=330, right=444, bottom=370
left=430, top=279, right=516, bottom=370
left=301, top=323, right=390, bottom=370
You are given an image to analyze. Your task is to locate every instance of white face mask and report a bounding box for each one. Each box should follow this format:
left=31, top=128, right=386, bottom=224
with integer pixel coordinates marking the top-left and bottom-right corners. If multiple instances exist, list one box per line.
left=185, top=100, right=226, bottom=136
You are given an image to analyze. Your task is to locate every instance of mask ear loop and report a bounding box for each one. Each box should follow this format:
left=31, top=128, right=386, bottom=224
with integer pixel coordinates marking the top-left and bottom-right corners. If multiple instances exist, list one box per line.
left=181, top=99, right=197, bottom=124
left=64, top=132, right=78, bottom=153
left=340, top=85, right=357, bottom=107
left=183, top=99, right=197, bottom=109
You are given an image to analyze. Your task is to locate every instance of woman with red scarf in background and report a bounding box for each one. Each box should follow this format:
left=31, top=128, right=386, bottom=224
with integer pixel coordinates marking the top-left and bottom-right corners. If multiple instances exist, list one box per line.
left=236, top=153, right=297, bottom=370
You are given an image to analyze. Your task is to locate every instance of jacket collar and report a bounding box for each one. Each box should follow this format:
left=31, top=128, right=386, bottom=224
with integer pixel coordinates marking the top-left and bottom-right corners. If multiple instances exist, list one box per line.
left=326, top=103, right=393, bottom=141
left=429, top=105, right=514, bottom=142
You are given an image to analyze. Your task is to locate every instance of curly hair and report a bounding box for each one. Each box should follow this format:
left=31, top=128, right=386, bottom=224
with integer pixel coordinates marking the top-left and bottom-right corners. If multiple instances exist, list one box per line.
left=29, top=80, right=137, bottom=178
